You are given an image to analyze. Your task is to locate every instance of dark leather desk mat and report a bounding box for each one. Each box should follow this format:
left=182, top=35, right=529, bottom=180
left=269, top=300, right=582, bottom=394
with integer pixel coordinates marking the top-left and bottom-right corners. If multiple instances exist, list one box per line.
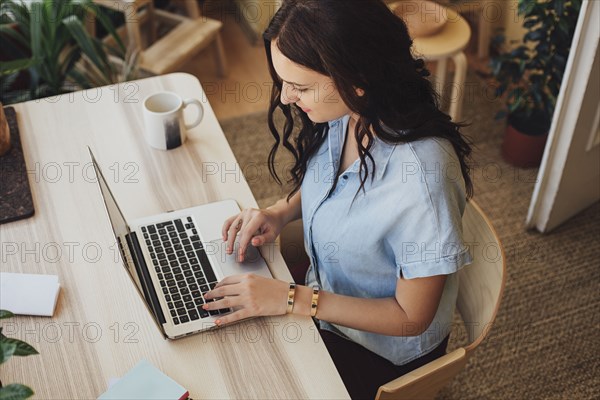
left=0, top=107, right=35, bottom=224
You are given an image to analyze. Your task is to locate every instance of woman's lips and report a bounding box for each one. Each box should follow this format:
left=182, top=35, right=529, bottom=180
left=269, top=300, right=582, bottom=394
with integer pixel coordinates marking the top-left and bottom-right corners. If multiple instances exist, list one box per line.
left=302, top=108, right=312, bottom=113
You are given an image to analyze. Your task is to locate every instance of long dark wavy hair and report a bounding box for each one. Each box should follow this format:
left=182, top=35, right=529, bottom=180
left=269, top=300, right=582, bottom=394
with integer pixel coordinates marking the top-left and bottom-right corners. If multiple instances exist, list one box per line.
left=264, top=0, right=473, bottom=199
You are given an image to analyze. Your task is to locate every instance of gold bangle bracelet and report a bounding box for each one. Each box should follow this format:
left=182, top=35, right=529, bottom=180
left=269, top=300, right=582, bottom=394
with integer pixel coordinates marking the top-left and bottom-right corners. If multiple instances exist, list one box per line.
left=287, top=283, right=296, bottom=314
left=310, top=287, right=320, bottom=317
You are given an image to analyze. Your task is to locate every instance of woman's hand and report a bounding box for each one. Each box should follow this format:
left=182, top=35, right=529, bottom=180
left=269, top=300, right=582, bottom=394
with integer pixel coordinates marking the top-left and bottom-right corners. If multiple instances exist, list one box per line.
left=222, top=207, right=286, bottom=262
left=203, top=274, right=289, bottom=325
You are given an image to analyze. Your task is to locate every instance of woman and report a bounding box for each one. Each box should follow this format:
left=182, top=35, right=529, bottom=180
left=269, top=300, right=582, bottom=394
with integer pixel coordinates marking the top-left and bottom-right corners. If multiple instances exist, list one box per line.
left=203, top=0, right=474, bottom=397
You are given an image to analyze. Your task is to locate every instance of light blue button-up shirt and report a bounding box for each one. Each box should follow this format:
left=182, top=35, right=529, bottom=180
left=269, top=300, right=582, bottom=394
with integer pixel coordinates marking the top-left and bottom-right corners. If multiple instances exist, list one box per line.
left=301, top=115, right=473, bottom=366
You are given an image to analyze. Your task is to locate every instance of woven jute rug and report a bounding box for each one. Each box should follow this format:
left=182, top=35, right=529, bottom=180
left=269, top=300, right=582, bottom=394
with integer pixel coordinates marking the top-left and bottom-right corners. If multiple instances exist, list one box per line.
left=219, top=72, right=600, bottom=399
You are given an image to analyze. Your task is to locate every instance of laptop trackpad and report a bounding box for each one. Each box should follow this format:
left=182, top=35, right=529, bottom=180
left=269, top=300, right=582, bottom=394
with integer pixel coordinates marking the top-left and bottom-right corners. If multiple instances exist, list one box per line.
left=207, top=239, right=272, bottom=280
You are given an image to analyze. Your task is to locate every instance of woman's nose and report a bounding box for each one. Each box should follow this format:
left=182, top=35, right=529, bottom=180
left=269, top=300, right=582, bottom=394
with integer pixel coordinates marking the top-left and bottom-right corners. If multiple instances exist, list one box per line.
left=280, top=83, right=298, bottom=105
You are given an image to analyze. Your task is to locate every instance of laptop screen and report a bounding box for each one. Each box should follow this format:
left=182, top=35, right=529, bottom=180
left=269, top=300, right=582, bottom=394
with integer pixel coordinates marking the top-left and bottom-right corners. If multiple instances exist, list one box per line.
left=88, top=148, right=166, bottom=336
left=89, top=151, right=130, bottom=242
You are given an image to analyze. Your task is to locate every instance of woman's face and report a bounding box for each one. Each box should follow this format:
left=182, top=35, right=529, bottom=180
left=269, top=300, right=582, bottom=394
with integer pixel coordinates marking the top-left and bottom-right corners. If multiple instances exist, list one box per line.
left=271, top=41, right=352, bottom=123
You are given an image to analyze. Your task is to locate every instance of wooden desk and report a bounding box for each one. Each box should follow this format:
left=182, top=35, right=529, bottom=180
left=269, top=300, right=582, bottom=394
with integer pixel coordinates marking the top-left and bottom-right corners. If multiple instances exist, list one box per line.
left=0, top=73, right=349, bottom=399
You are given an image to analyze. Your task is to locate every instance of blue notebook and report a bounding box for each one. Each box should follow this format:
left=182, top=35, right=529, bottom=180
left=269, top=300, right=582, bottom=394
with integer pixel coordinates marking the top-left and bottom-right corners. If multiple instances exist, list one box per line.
left=98, top=359, right=189, bottom=400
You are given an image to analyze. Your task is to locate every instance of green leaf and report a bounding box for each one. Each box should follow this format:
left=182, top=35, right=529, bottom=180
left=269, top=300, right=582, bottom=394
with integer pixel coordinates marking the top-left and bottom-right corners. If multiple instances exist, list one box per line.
left=495, top=83, right=508, bottom=97
left=535, top=39, right=550, bottom=52
left=524, top=29, right=545, bottom=43
left=59, top=45, right=82, bottom=77
left=0, top=383, right=34, bottom=400
left=519, top=0, right=535, bottom=16
left=0, top=336, right=38, bottom=357
left=523, top=3, right=544, bottom=18
left=8, top=1, right=31, bottom=24
left=523, top=17, right=540, bottom=29
left=0, top=341, right=17, bottom=364
left=0, top=24, right=29, bottom=50
left=558, top=18, right=570, bottom=36
left=63, top=15, right=107, bottom=72
left=29, top=2, right=44, bottom=57
left=0, top=86, right=33, bottom=105
left=553, top=54, right=567, bottom=71
left=29, top=1, right=44, bottom=90
left=42, top=0, right=56, bottom=45
left=0, top=58, right=36, bottom=76
left=554, top=0, right=564, bottom=16
left=67, top=68, right=90, bottom=89
left=81, top=2, right=125, bottom=54
left=0, top=310, right=14, bottom=320
left=509, top=46, right=529, bottom=59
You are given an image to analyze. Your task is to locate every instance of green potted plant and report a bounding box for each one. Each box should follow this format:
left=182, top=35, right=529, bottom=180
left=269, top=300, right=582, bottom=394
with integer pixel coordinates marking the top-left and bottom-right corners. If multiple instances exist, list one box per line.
left=0, top=0, right=138, bottom=104
left=0, top=310, right=39, bottom=399
left=491, top=0, right=582, bottom=168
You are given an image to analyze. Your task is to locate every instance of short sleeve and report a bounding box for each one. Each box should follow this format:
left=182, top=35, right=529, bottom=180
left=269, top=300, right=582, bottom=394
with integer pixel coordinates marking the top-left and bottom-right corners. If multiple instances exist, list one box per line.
left=386, top=138, right=473, bottom=279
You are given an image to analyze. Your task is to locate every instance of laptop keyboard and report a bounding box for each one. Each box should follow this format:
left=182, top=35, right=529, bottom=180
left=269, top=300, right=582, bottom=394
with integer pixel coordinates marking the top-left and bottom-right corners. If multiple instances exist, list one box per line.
left=141, top=216, right=230, bottom=325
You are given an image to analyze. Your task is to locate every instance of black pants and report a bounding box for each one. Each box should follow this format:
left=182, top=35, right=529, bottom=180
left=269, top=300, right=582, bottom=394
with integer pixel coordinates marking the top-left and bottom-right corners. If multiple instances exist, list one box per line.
left=290, top=261, right=449, bottom=399
left=320, top=329, right=449, bottom=400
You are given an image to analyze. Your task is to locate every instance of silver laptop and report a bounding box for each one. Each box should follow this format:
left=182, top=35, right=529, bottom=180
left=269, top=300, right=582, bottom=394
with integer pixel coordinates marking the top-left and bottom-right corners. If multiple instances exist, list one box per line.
left=88, top=148, right=273, bottom=339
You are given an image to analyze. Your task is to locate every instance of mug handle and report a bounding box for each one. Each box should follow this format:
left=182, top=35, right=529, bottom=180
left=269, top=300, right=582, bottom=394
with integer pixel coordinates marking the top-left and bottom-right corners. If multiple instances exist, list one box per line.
left=182, top=98, right=204, bottom=130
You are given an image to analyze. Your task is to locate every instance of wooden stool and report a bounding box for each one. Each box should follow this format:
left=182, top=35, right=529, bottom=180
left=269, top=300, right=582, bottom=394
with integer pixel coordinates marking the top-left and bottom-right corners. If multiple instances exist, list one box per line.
left=438, top=0, right=493, bottom=59
left=92, top=0, right=228, bottom=77
left=389, top=2, right=471, bottom=121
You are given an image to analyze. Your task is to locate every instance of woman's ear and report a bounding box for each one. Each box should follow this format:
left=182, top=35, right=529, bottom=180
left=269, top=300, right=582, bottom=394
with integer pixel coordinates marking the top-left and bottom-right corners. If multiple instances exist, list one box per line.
left=355, top=87, right=365, bottom=97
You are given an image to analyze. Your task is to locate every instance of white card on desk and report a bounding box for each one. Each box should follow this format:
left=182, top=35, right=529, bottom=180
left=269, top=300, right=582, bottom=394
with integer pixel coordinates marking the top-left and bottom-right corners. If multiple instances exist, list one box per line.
left=0, top=272, right=60, bottom=317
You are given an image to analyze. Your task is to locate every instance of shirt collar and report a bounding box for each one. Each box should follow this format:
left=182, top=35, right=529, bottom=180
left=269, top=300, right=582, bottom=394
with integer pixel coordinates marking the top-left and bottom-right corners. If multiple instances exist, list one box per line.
left=333, top=115, right=396, bottom=181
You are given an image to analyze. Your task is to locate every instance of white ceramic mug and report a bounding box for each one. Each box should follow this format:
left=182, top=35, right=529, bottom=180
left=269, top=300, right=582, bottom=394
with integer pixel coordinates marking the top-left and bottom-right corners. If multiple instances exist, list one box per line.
left=142, top=92, right=204, bottom=150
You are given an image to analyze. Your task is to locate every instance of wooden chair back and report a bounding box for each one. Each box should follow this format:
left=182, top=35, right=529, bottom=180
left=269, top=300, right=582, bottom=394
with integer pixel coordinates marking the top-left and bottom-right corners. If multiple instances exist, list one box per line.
left=457, top=200, right=506, bottom=352
left=376, top=200, right=506, bottom=399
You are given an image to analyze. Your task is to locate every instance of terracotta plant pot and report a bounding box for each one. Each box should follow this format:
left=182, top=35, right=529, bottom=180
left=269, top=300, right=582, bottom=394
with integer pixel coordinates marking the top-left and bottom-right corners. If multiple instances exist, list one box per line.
left=0, top=104, right=11, bottom=156
left=501, top=123, right=548, bottom=168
